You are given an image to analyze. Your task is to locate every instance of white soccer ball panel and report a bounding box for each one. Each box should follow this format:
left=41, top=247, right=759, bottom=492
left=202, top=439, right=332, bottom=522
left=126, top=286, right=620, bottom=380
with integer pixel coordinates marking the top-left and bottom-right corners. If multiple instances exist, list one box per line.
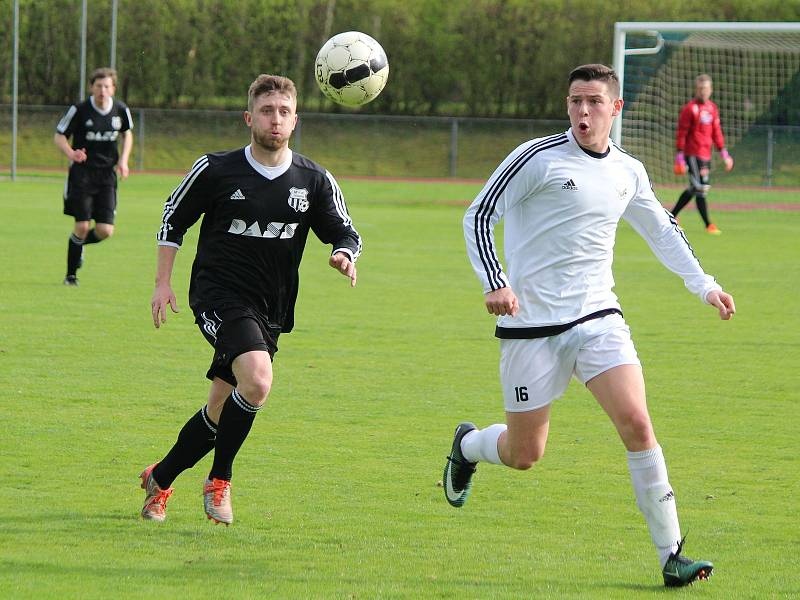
left=329, top=31, right=361, bottom=46
left=363, top=71, right=387, bottom=95
left=347, top=40, right=372, bottom=62
left=339, top=85, right=369, bottom=106
left=322, top=46, right=348, bottom=70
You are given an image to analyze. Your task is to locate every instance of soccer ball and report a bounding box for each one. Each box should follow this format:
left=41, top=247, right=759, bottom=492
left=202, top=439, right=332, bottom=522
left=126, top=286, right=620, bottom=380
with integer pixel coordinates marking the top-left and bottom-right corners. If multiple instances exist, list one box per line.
left=315, top=31, right=389, bottom=107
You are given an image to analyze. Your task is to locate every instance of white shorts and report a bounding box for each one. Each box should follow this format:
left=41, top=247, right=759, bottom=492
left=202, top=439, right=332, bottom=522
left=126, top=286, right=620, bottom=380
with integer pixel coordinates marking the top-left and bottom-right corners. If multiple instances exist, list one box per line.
left=500, top=314, right=640, bottom=412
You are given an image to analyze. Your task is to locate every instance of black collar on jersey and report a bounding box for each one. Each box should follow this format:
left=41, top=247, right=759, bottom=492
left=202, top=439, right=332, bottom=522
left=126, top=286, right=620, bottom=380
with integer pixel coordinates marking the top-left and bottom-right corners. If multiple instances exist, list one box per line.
left=577, top=144, right=611, bottom=159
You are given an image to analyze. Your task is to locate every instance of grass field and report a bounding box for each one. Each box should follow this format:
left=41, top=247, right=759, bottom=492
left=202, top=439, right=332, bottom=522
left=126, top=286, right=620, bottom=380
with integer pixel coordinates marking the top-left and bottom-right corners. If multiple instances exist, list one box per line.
left=1, top=174, right=799, bottom=598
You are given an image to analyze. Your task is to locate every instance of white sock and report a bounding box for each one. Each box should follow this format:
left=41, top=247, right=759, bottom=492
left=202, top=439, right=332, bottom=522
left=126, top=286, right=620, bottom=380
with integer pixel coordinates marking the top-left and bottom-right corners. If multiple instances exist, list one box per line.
left=627, top=445, right=681, bottom=567
left=461, top=424, right=506, bottom=465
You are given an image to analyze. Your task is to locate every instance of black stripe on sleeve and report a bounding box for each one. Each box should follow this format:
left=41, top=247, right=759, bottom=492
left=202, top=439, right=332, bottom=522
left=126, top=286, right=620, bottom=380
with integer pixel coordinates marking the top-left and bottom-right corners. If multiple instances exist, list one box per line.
left=473, top=133, right=568, bottom=290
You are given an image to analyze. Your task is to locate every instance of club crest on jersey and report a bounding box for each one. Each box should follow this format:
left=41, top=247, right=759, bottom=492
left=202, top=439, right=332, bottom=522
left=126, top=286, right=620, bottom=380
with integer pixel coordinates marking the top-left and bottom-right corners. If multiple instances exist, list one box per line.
left=111, top=116, right=122, bottom=130
left=615, top=183, right=629, bottom=201
left=287, top=187, right=309, bottom=213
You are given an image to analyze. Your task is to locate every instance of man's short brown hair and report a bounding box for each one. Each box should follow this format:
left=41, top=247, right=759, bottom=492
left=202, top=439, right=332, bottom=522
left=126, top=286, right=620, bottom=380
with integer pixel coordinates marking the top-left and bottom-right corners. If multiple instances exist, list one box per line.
left=248, top=74, right=297, bottom=111
left=90, top=67, right=117, bottom=86
left=568, top=64, right=620, bottom=99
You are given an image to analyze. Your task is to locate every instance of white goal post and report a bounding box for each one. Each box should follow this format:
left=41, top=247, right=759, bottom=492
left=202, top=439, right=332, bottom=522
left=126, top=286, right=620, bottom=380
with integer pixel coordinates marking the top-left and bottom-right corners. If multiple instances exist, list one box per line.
left=612, top=22, right=800, bottom=185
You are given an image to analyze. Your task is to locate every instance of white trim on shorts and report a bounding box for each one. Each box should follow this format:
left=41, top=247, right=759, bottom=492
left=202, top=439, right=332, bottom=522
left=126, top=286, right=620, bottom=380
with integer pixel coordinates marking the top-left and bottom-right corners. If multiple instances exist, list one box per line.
left=500, top=313, right=640, bottom=412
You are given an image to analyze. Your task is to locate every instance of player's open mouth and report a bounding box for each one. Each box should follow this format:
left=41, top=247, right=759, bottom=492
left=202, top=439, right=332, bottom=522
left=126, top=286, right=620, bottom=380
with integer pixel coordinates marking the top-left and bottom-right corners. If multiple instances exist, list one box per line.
left=579, top=123, right=589, bottom=132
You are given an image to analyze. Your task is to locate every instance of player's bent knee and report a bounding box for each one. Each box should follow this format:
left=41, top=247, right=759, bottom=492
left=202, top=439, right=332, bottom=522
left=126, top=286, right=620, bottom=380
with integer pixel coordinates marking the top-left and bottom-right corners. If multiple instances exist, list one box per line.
left=73, top=222, right=90, bottom=238
left=506, top=446, right=544, bottom=470
left=96, top=224, right=114, bottom=239
left=617, top=413, right=655, bottom=449
left=239, top=377, right=271, bottom=406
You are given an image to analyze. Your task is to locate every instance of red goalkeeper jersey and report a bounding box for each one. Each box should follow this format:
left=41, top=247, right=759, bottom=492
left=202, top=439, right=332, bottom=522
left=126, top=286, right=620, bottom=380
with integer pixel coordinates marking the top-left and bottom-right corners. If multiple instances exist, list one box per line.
left=675, top=98, right=726, bottom=161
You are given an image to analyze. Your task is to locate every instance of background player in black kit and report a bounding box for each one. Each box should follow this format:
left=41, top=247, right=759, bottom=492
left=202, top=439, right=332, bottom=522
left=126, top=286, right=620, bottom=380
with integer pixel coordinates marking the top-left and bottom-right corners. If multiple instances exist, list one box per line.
left=141, top=74, right=362, bottom=525
left=54, top=67, right=133, bottom=285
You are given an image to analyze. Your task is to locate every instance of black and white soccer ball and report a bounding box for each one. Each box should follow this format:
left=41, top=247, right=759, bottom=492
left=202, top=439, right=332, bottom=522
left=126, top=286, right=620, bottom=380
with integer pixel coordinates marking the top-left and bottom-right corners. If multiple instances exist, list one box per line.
left=315, top=31, right=389, bottom=107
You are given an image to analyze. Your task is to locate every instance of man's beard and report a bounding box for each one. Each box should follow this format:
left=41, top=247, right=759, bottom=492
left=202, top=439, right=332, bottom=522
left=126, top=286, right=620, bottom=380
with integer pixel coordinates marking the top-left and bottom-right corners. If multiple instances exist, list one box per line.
left=252, top=128, right=288, bottom=152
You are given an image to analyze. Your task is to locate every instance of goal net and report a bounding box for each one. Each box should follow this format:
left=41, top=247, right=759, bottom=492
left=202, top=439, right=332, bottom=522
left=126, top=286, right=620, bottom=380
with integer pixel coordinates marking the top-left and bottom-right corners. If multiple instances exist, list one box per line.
left=612, top=22, right=800, bottom=187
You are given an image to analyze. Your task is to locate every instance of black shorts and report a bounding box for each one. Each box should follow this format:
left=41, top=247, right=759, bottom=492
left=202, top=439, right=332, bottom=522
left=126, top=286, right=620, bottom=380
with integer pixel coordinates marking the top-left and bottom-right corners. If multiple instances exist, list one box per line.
left=686, top=156, right=712, bottom=192
left=195, top=306, right=280, bottom=386
left=63, top=165, right=118, bottom=223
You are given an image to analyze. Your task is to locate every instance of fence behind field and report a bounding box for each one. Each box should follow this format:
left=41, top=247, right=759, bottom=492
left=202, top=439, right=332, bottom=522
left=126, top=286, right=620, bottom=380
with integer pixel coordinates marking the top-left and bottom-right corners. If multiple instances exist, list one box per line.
left=2, top=105, right=798, bottom=187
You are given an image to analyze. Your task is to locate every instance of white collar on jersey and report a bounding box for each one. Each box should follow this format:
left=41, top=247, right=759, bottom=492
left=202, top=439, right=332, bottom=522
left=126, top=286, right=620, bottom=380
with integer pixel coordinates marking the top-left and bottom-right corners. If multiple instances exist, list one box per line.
left=89, top=96, right=114, bottom=115
left=245, top=145, right=293, bottom=180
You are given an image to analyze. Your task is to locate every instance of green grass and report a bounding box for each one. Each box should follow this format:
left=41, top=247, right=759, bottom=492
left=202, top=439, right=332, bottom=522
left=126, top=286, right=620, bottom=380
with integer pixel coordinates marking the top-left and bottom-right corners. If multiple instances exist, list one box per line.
left=1, top=174, right=798, bottom=598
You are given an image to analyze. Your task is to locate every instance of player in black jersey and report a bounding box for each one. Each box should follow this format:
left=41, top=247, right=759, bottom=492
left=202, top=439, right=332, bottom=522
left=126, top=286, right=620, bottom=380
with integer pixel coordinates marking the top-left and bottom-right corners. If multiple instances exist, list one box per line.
left=55, top=67, right=133, bottom=286
left=140, top=74, right=362, bottom=525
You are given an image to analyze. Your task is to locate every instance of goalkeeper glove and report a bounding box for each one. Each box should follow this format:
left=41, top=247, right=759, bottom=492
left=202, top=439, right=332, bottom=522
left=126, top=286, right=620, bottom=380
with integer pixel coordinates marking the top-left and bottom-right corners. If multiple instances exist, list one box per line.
left=673, top=151, right=687, bottom=175
left=720, top=149, right=734, bottom=171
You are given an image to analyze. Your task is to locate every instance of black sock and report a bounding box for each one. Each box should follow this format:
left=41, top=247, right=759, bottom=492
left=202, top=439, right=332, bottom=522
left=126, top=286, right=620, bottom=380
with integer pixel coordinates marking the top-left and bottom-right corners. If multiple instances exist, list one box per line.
left=66, top=234, right=84, bottom=276
left=695, top=195, right=711, bottom=226
left=209, top=390, right=261, bottom=482
left=672, top=190, right=693, bottom=216
left=83, top=228, right=102, bottom=244
left=152, top=406, right=217, bottom=489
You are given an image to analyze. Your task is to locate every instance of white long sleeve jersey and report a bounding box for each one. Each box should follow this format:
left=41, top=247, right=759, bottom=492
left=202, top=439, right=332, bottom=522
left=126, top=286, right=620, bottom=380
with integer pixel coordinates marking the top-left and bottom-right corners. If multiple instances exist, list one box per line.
left=464, top=129, right=721, bottom=330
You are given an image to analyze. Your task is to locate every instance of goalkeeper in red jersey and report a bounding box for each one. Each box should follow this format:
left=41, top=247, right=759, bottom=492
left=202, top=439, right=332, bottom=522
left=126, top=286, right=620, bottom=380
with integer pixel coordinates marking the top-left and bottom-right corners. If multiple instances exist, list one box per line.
left=672, top=74, right=733, bottom=235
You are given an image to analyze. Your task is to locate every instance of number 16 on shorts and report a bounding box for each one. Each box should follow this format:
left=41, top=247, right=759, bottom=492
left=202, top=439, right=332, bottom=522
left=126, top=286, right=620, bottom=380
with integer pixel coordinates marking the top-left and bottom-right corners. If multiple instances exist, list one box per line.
left=514, top=386, right=528, bottom=403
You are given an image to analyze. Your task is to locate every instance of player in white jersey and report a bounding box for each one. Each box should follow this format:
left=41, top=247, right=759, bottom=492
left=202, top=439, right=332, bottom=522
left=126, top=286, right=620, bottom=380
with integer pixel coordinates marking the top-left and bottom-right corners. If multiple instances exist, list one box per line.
left=443, top=64, right=735, bottom=587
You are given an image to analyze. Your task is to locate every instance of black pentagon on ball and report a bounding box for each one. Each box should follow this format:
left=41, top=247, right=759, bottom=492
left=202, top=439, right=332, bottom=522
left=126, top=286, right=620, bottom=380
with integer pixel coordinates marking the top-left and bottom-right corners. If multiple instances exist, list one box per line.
left=329, top=63, right=372, bottom=90
left=370, top=53, right=387, bottom=72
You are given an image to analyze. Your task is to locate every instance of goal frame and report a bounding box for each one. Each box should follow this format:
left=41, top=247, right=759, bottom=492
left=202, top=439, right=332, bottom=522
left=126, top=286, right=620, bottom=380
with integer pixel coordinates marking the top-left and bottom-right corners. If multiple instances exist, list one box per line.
left=611, top=21, right=800, bottom=147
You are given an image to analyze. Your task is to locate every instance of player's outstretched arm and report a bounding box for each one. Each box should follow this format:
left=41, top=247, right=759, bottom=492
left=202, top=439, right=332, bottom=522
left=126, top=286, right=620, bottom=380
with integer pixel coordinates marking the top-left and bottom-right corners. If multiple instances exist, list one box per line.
left=151, top=245, right=180, bottom=328
left=329, top=251, right=357, bottom=287
left=705, top=289, right=736, bottom=320
left=485, top=287, right=519, bottom=317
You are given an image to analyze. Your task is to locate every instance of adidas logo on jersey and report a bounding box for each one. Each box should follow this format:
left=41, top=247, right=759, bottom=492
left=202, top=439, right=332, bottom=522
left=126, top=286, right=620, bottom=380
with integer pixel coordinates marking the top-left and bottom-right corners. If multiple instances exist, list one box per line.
left=230, top=189, right=246, bottom=200
left=561, top=179, right=578, bottom=191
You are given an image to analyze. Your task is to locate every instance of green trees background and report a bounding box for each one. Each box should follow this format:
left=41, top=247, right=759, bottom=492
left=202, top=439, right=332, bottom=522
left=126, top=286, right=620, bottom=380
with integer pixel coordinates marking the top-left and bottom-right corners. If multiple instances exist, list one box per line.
left=1, top=0, right=799, bottom=118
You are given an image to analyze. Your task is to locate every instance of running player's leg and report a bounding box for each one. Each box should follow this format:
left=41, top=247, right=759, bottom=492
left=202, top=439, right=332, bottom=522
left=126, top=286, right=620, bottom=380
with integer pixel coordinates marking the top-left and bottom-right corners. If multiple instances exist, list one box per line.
left=64, top=180, right=92, bottom=285
left=209, top=348, right=272, bottom=482
left=693, top=160, right=718, bottom=232
left=84, top=177, right=117, bottom=244
left=495, top=406, right=551, bottom=469
left=588, top=364, right=680, bottom=562
left=150, top=377, right=228, bottom=491
left=204, top=349, right=271, bottom=525
left=460, top=405, right=551, bottom=468
left=671, top=189, right=694, bottom=217
left=578, top=319, right=712, bottom=584
left=672, top=158, right=699, bottom=217
left=66, top=220, right=90, bottom=283
left=587, top=364, right=712, bottom=584
left=577, top=319, right=678, bottom=561
left=63, top=169, right=92, bottom=283
left=443, top=335, right=573, bottom=507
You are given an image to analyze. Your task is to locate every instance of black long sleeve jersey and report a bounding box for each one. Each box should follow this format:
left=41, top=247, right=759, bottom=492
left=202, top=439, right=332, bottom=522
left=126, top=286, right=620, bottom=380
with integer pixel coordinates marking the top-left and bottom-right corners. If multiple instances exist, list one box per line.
left=56, top=97, right=134, bottom=169
left=157, top=146, right=362, bottom=333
